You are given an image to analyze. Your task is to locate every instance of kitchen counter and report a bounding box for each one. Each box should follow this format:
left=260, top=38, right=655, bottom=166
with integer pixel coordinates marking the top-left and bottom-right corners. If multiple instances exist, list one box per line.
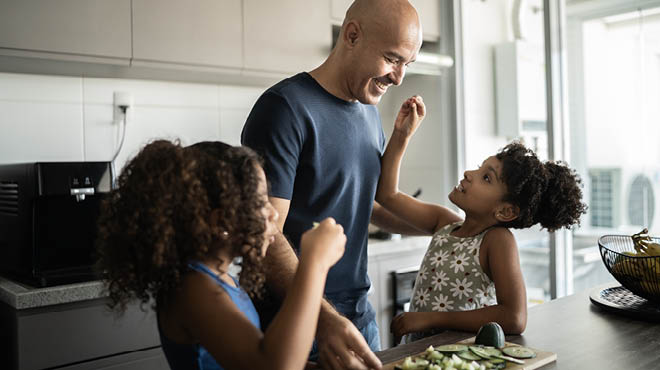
left=368, top=235, right=431, bottom=258
left=375, top=282, right=660, bottom=369
left=0, top=236, right=430, bottom=310
left=0, top=276, right=105, bottom=309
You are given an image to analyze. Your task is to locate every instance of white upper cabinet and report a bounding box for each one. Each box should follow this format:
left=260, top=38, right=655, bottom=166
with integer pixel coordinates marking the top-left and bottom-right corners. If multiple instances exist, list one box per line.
left=331, top=0, right=353, bottom=24
left=132, top=0, right=242, bottom=69
left=410, top=0, right=440, bottom=42
left=0, top=0, right=131, bottom=62
left=243, top=0, right=332, bottom=74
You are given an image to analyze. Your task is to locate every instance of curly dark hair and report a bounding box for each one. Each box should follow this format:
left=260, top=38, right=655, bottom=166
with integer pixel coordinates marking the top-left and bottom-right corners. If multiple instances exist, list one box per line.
left=495, top=142, right=588, bottom=232
left=95, top=140, right=267, bottom=313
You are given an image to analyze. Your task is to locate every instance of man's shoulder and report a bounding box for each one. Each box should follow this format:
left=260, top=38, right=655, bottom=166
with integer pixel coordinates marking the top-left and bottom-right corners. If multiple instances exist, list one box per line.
left=265, top=72, right=315, bottom=97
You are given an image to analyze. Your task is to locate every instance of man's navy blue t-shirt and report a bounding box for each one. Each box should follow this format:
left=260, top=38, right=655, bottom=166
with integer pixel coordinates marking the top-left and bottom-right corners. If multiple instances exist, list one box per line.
left=241, top=72, right=385, bottom=328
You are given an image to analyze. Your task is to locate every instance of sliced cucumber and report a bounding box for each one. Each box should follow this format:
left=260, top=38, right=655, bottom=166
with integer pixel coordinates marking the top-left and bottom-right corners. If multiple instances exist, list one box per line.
left=502, top=346, right=537, bottom=359
left=485, top=358, right=507, bottom=369
left=435, top=344, right=469, bottom=353
left=468, top=345, right=492, bottom=359
left=457, top=350, right=482, bottom=361
left=481, top=346, right=503, bottom=357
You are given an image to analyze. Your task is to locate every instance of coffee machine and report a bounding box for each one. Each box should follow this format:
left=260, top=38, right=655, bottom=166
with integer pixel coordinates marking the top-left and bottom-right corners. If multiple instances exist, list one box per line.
left=0, top=162, right=113, bottom=287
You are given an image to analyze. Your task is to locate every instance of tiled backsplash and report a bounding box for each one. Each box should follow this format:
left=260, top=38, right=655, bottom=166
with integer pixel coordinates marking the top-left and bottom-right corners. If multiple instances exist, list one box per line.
left=0, top=72, right=452, bottom=207
left=0, top=72, right=266, bottom=170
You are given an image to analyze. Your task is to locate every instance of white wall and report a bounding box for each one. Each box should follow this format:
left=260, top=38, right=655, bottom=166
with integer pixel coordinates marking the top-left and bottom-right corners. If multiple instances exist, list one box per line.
left=461, top=0, right=511, bottom=169
left=0, top=72, right=265, bottom=170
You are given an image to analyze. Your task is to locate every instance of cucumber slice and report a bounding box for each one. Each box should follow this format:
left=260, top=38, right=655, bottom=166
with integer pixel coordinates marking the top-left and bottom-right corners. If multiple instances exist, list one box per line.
left=435, top=344, right=469, bottom=353
left=457, top=350, right=482, bottom=361
left=481, top=347, right=503, bottom=357
left=502, top=346, right=537, bottom=359
left=486, top=358, right=507, bottom=369
left=468, top=346, right=492, bottom=359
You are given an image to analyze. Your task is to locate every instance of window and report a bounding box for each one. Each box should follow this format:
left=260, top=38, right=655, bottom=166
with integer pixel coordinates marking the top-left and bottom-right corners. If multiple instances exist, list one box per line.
left=589, top=169, right=618, bottom=228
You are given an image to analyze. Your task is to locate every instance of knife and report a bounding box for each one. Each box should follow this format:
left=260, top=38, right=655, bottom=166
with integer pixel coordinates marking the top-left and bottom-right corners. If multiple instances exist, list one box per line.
left=493, top=354, right=525, bottom=364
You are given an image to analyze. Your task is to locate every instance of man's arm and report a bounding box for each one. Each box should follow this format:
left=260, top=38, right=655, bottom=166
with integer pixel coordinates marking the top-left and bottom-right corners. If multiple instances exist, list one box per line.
left=267, top=197, right=381, bottom=370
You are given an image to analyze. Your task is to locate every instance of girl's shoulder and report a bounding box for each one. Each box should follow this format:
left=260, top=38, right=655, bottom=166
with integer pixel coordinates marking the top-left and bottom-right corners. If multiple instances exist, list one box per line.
left=482, top=227, right=517, bottom=249
left=179, top=269, right=232, bottom=304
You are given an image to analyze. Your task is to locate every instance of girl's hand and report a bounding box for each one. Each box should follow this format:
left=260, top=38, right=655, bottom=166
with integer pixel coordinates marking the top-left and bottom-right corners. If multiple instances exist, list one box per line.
left=299, top=218, right=346, bottom=271
left=393, top=95, right=426, bottom=138
left=390, top=312, right=434, bottom=344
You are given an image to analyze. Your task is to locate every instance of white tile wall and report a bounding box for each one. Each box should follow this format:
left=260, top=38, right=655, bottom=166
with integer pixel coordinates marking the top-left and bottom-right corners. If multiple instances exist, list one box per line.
left=0, top=72, right=267, bottom=171
left=0, top=73, right=84, bottom=162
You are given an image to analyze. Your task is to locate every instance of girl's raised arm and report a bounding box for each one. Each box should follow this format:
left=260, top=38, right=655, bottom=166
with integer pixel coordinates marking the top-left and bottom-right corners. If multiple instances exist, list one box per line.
left=376, top=96, right=461, bottom=234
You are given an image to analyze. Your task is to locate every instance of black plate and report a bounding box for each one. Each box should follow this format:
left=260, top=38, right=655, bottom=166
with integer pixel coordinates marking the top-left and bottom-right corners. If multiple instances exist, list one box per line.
left=589, top=282, right=660, bottom=321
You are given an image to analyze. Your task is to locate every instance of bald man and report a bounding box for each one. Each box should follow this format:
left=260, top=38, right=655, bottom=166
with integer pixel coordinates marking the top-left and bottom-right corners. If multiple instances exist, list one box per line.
left=241, top=1, right=423, bottom=369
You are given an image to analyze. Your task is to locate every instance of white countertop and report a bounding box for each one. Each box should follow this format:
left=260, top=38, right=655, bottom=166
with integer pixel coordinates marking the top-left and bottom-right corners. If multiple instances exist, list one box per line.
left=367, top=235, right=431, bottom=259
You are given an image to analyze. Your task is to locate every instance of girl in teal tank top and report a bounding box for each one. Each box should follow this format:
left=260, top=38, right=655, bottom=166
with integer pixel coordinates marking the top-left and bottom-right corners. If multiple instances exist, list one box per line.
left=96, top=140, right=347, bottom=370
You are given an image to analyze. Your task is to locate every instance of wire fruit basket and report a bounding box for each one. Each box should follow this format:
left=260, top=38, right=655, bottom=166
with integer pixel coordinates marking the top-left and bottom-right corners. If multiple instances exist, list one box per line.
left=599, top=234, right=660, bottom=303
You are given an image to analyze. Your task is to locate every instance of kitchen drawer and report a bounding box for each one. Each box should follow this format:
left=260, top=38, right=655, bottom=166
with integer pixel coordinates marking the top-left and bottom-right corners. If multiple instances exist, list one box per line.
left=55, top=347, right=168, bottom=370
left=6, top=298, right=160, bottom=370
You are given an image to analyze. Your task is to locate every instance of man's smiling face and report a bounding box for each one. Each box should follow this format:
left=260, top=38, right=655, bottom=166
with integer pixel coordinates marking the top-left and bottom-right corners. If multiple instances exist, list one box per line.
left=345, top=21, right=421, bottom=105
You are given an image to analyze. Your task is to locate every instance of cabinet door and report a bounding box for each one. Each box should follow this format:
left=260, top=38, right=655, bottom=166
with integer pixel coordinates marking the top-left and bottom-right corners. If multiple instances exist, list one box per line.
left=15, top=299, right=159, bottom=370
left=132, top=0, right=242, bottom=69
left=331, top=0, right=353, bottom=23
left=243, top=0, right=332, bottom=74
left=0, top=0, right=131, bottom=61
left=370, top=249, right=427, bottom=349
left=410, top=0, right=440, bottom=42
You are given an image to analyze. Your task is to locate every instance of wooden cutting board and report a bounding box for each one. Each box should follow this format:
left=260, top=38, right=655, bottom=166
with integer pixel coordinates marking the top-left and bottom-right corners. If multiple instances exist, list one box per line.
left=383, top=337, right=557, bottom=370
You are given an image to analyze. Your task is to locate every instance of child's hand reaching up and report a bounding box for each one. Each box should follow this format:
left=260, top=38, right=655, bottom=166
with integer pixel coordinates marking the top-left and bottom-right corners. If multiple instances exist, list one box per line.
left=300, top=218, right=346, bottom=271
left=393, top=95, right=425, bottom=139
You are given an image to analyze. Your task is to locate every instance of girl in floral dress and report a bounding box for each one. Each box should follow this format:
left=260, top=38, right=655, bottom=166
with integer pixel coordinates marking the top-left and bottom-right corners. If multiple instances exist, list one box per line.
left=377, top=96, right=587, bottom=343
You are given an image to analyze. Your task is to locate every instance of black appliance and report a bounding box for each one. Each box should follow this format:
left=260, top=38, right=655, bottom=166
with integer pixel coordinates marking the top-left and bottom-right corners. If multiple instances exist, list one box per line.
left=0, top=162, right=113, bottom=287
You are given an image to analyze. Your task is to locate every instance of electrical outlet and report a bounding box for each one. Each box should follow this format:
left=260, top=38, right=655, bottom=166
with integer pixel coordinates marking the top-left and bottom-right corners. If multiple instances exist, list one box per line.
left=113, top=92, right=134, bottom=122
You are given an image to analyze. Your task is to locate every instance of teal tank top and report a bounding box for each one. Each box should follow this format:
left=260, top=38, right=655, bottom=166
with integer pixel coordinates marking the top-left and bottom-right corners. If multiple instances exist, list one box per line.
left=159, top=262, right=261, bottom=370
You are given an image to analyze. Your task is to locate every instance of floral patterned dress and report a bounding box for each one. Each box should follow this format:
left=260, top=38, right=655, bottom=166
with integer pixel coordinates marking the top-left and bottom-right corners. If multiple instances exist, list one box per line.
left=405, top=221, right=497, bottom=341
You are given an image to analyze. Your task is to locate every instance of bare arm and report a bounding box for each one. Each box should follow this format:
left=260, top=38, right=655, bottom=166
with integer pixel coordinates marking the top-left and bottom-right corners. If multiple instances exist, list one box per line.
left=370, top=201, right=428, bottom=235
left=390, top=228, right=527, bottom=341
left=182, top=219, right=346, bottom=370
left=376, top=96, right=461, bottom=234
left=268, top=197, right=381, bottom=370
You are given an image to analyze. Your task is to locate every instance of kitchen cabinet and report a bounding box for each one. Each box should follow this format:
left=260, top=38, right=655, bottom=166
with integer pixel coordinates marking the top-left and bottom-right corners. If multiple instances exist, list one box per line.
left=132, top=0, right=243, bottom=69
left=243, top=0, right=332, bottom=74
left=410, top=0, right=441, bottom=42
left=0, top=0, right=131, bottom=64
left=0, top=277, right=166, bottom=370
left=331, top=0, right=353, bottom=23
left=367, top=237, right=430, bottom=349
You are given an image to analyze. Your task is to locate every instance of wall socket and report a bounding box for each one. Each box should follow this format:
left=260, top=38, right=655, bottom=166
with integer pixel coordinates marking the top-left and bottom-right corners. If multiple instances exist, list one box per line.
left=113, top=91, right=134, bottom=122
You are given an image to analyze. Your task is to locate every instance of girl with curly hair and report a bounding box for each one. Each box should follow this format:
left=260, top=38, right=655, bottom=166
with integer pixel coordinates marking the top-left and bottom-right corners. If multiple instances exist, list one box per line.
left=376, top=96, right=587, bottom=343
left=96, top=140, right=346, bottom=370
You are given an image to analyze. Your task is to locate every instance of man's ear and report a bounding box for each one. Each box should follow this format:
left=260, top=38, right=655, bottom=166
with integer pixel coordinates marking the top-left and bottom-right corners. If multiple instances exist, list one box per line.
left=495, top=203, right=519, bottom=223
left=342, top=21, right=361, bottom=47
